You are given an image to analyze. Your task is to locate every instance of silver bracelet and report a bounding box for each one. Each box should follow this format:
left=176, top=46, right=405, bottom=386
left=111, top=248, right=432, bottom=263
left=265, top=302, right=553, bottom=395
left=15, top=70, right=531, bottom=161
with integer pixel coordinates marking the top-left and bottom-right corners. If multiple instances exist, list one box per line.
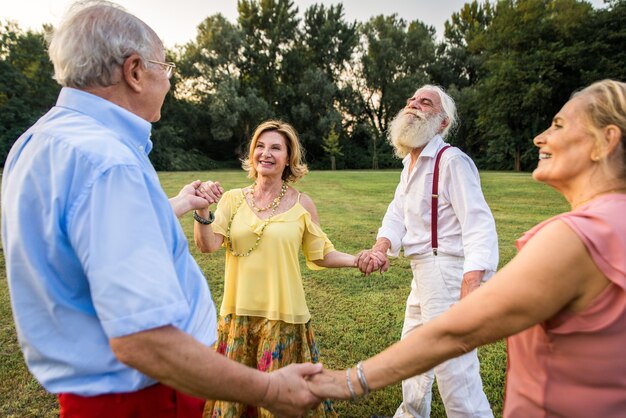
left=356, top=361, right=370, bottom=396
left=345, top=368, right=357, bottom=401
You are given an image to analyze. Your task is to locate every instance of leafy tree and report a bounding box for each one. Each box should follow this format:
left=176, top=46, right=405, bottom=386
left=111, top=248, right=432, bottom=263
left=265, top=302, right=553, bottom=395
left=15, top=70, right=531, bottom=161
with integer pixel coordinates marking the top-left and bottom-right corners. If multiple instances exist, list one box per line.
left=0, top=22, right=59, bottom=164
left=6, top=1, right=625, bottom=172
left=348, top=15, right=436, bottom=169
left=581, top=0, right=626, bottom=84
left=322, top=124, right=343, bottom=170
left=237, top=0, right=300, bottom=112
left=433, top=0, right=494, bottom=89
left=474, top=0, right=593, bottom=171
left=180, top=14, right=243, bottom=95
left=173, top=14, right=265, bottom=164
left=292, top=4, right=358, bottom=166
left=302, top=3, right=358, bottom=83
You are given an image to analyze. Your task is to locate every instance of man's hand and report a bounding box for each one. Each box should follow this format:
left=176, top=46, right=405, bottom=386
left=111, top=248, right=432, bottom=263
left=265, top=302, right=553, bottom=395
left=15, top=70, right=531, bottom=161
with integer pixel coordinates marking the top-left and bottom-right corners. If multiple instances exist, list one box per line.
left=195, top=180, right=224, bottom=205
left=261, top=363, right=323, bottom=417
left=169, top=180, right=211, bottom=218
left=460, top=270, right=485, bottom=299
left=169, top=180, right=224, bottom=218
left=355, top=249, right=389, bottom=276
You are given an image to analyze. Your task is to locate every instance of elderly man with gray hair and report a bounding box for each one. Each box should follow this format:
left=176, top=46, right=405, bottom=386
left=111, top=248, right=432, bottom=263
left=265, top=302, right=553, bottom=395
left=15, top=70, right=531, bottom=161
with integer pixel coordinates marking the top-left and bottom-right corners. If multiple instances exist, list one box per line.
left=357, top=85, right=498, bottom=418
left=1, top=1, right=321, bottom=417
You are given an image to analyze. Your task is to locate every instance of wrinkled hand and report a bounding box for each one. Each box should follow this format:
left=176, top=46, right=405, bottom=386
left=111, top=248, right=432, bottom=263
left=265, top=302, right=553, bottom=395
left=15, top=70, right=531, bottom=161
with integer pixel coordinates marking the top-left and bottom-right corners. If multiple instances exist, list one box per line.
left=460, top=270, right=485, bottom=299
left=261, top=363, right=323, bottom=417
left=170, top=180, right=214, bottom=218
left=355, top=250, right=389, bottom=276
left=195, top=180, right=224, bottom=205
left=307, top=368, right=351, bottom=401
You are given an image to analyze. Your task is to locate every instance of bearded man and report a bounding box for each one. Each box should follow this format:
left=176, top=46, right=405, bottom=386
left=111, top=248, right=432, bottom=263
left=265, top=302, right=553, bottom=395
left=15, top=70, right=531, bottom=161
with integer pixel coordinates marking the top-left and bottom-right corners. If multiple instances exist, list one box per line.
left=357, top=85, right=498, bottom=418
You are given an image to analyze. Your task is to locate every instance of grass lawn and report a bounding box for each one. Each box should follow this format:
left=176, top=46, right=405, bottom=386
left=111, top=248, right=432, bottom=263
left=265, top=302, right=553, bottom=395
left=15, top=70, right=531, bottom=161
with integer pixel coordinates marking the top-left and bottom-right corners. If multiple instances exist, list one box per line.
left=0, top=170, right=568, bottom=417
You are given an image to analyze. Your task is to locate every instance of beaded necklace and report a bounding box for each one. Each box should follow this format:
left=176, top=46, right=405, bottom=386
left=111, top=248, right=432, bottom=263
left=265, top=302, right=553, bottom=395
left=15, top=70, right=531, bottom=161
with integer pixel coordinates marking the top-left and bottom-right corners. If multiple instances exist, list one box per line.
left=249, top=181, right=288, bottom=212
left=225, top=181, right=288, bottom=257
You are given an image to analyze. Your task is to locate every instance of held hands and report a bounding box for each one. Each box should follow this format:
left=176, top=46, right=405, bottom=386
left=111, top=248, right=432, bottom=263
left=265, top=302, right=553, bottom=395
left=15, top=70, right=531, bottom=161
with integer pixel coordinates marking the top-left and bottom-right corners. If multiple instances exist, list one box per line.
left=306, top=368, right=355, bottom=401
left=169, top=180, right=224, bottom=218
left=261, top=363, right=323, bottom=417
left=355, top=249, right=389, bottom=276
left=169, top=180, right=210, bottom=218
left=195, top=180, right=224, bottom=205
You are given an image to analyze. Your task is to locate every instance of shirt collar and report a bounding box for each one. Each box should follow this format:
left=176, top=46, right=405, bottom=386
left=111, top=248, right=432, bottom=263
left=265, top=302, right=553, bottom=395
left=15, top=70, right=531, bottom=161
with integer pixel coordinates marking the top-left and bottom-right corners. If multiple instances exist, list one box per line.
left=402, top=134, right=446, bottom=165
left=56, top=87, right=153, bottom=154
left=420, top=134, right=446, bottom=158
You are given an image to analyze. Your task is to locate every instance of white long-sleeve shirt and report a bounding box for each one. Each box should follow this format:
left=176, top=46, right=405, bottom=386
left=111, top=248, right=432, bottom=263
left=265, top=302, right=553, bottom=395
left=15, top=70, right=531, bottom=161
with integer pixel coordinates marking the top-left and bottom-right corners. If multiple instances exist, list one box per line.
left=377, top=135, right=499, bottom=275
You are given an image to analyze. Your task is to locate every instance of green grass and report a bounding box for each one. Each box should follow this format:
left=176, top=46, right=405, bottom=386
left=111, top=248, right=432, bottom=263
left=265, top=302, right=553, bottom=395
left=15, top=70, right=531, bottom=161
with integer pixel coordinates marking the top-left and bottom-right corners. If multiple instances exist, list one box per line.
left=0, top=170, right=568, bottom=417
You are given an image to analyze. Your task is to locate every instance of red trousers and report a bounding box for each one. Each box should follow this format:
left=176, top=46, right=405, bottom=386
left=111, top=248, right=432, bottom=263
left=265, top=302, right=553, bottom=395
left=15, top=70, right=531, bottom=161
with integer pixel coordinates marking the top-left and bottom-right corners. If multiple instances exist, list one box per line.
left=58, top=383, right=204, bottom=418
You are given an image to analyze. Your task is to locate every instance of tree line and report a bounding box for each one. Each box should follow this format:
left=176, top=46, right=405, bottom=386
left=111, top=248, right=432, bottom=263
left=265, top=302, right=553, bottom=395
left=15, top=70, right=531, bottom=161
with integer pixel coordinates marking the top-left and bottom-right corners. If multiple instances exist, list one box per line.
left=1, top=0, right=624, bottom=171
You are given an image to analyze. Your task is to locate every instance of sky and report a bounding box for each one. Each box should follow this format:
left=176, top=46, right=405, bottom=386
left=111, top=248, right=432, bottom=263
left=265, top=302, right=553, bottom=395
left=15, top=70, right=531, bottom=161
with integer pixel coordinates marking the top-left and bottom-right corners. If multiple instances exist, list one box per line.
left=1, top=0, right=609, bottom=47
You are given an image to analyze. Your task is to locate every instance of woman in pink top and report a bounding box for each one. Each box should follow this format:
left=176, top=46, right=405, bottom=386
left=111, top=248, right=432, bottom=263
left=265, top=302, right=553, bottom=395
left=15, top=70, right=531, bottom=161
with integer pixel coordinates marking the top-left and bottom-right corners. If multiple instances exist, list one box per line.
left=307, top=79, right=626, bottom=417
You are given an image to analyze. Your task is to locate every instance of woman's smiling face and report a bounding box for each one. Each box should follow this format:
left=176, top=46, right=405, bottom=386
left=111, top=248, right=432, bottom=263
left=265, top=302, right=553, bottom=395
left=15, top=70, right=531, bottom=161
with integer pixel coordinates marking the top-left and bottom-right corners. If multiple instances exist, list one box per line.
left=253, top=131, right=289, bottom=179
left=532, top=96, right=598, bottom=188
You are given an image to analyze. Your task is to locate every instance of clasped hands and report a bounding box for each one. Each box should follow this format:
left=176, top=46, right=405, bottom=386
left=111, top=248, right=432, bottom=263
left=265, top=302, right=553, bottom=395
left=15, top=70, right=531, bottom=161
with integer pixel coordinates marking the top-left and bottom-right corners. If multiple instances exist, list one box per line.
left=264, top=363, right=364, bottom=417
left=355, top=248, right=389, bottom=276
left=169, top=179, right=224, bottom=218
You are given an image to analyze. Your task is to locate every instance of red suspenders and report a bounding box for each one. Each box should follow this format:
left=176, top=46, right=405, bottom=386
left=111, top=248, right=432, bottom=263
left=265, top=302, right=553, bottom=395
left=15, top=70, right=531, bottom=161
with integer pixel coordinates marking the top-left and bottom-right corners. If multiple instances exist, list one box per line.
left=431, top=145, right=451, bottom=256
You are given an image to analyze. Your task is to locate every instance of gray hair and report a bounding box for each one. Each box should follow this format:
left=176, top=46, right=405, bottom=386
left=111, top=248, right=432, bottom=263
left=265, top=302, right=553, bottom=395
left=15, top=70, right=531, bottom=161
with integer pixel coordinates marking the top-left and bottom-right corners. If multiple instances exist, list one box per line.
left=416, top=84, right=458, bottom=138
left=47, top=0, right=163, bottom=88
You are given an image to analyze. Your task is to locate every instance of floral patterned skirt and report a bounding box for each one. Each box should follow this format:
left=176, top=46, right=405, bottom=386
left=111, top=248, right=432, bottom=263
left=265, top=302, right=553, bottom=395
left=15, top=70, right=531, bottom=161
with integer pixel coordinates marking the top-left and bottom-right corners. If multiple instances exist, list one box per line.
left=203, top=313, right=337, bottom=418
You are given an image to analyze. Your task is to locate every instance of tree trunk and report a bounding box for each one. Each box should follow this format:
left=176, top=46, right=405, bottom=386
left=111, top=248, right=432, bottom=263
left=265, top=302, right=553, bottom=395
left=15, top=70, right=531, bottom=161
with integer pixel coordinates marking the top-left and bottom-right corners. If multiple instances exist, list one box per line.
left=514, top=148, right=521, bottom=172
left=330, top=155, right=336, bottom=171
left=372, top=138, right=379, bottom=170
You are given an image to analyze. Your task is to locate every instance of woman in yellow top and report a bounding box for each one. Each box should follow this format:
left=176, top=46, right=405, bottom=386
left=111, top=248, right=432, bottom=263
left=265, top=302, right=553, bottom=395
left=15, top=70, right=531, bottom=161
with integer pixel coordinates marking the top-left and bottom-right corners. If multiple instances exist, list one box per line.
left=194, top=120, right=357, bottom=417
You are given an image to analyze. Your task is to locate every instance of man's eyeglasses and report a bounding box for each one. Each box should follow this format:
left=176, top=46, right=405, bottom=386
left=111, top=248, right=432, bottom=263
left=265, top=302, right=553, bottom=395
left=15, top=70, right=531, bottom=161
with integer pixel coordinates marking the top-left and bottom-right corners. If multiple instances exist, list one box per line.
left=146, top=59, right=176, bottom=79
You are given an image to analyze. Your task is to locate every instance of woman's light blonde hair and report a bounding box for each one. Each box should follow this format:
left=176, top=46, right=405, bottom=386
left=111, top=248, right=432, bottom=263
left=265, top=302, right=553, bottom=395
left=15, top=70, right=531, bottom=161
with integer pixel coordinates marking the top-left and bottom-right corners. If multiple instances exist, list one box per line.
left=573, top=79, right=626, bottom=176
left=241, top=120, right=309, bottom=182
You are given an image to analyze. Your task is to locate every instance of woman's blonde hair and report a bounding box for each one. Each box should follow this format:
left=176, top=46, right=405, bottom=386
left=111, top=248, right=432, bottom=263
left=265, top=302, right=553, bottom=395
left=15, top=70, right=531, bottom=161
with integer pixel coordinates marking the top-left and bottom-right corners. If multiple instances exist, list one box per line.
left=573, top=80, right=626, bottom=176
left=241, top=120, right=309, bottom=182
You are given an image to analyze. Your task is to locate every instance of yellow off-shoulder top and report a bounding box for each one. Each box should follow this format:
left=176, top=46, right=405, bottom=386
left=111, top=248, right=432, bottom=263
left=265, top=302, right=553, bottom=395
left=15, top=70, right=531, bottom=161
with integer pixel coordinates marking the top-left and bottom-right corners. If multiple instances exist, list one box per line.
left=211, top=188, right=335, bottom=324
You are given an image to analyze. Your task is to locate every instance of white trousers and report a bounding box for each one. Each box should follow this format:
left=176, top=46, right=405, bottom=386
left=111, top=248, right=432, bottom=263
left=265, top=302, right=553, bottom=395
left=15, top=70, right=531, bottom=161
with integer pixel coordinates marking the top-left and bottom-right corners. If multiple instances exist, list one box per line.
left=393, top=254, right=493, bottom=418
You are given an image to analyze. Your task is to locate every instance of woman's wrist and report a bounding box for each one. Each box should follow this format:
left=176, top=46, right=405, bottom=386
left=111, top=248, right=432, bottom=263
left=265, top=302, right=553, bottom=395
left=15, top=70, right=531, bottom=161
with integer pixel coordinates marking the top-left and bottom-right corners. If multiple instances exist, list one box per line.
left=196, top=206, right=211, bottom=216
left=193, top=210, right=214, bottom=225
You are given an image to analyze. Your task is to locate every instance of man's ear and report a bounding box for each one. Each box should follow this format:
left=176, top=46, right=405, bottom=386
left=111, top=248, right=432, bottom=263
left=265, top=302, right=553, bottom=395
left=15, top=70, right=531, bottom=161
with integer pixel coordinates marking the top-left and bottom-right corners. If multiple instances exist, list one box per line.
left=439, top=116, right=450, bottom=133
left=122, top=54, right=144, bottom=93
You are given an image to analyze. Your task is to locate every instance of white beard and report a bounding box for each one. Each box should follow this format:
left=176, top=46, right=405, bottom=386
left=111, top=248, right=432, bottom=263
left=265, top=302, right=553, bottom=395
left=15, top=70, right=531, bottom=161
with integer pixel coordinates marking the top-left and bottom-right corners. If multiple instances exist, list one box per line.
left=388, top=109, right=444, bottom=158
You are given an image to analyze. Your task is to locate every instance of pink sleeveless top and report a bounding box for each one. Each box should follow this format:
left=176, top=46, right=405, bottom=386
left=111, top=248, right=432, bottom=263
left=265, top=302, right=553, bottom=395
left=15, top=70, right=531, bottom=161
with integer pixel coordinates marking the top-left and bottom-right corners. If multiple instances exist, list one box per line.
left=504, top=194, right=626, bottom=418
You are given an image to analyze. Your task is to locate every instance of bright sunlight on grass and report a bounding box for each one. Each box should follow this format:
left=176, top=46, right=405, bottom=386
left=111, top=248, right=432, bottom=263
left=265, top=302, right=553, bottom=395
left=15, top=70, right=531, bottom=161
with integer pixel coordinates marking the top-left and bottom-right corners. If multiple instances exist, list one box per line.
left=0, top=170, right=568, bottom=417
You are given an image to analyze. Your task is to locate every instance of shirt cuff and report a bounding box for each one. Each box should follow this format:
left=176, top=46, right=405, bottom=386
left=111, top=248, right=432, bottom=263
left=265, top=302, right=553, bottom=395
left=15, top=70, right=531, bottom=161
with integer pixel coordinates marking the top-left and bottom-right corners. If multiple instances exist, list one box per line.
left=463, top=260, right=497, bottom=280
left=101, top=300, right=190, bottom=338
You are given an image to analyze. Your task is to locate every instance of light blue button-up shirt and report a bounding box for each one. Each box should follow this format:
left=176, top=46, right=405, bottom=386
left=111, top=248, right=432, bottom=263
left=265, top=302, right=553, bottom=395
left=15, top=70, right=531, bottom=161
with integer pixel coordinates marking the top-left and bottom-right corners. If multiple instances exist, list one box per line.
left=1, top=87, right=217, bottom=395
